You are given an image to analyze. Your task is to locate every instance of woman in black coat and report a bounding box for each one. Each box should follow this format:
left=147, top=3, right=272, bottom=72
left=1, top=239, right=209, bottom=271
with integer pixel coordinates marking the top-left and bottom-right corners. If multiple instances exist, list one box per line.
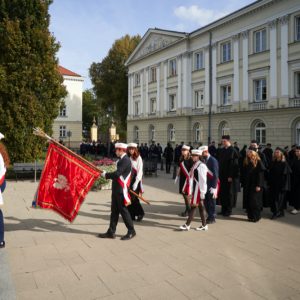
left=242, top=149, right=265, bottom=222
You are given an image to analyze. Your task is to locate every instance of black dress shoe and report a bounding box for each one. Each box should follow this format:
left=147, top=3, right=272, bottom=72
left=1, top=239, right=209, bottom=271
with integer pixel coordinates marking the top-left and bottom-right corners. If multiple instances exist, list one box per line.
left=121, top=231, right=136, bottom=240
left=0, top=241, right=5, bottom=248
left=270, top=213, right=277, bottom=220
left=206, top=219, right=216, bottom=224
left=136, top=215, right=144, bottom=222
left=98, top=232, right=116, bottom=239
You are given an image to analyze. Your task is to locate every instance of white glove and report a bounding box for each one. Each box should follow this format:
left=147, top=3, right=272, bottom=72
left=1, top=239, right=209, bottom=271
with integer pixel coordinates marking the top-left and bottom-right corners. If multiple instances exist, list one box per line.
left=200, top=192, right=206, bottom=200
left=101, top=171, right=106, bottom=178
left=132, top=182, right=138, bottom=191
left=174, top=176, right=179, bottom=184
left=209, top=187, right=218, bottom=199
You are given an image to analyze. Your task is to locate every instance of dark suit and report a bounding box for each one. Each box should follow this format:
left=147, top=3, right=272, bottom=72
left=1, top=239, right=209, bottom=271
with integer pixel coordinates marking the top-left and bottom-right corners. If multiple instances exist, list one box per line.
left=204, top=155, right=219, bottom=221
left=105, top=154, right=134, bottom=234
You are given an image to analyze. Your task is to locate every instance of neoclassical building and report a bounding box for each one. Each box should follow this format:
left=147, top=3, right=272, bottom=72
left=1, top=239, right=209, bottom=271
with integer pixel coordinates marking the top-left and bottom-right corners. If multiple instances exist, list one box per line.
left=53, top=66, right=84, bottom=147
left=126, top=0, right=300, bottom=148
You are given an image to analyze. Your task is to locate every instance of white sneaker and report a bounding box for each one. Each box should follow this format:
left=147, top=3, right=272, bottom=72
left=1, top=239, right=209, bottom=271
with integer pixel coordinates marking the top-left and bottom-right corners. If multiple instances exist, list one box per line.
left=179, top=224, right=190, bottom=231
left=196, top=225, right=208, bottom=231
left=290, top=209, right=299, bottom=215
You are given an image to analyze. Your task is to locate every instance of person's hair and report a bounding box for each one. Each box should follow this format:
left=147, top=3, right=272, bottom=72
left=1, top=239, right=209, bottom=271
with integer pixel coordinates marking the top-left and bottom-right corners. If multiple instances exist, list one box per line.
left=273, top=150, right=285, bottom=162
left=0, top=142, right=10, bottom=167
left=179, top=151, right=191, bottom=162
left=127, top=147, right=140, bottom=160
left=244, top=150, right=261, bottom=168
left=251, top=140, right=258, bottom=144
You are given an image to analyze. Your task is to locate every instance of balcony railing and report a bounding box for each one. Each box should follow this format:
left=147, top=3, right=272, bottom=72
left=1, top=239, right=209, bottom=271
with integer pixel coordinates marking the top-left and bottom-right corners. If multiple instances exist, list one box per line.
left=289, top=98, right=300, bottom=108
left=250, top=102, right=267, bottom=111
left=192, top=108, right=204, bottom=115
left=218, top=105, right=232, bottom=113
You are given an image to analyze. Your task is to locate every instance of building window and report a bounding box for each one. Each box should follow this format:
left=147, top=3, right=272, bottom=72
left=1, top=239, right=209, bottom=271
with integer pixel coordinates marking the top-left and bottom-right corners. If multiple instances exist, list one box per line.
left=194, top=51, right=204, bottom=70
left=221, top=41, right=231, bottom=62
left=194, top=123, right=203, bottom=143
left=149, top=67, right=157, bottom=82
left=134, top=73, right=140, bottom=87
left=295, top=72, right=300, bottom=96
left=59, top=125, right=66, bottom=138
left=168, top=124, right=175, bottom=142
left=59, top=104, right=66, bottom=117
left=150, top=97, right=156, bottom=114
left=219, top=121, right=230, bottom=138
left=134, top=101, right=140, bottom=116
left=296, top=121, right=300, bottom=145
left=149, top=125, right=155, bottom=142
left=195, top=90, right=204, bottom=108
left=254, top=28, right=267, bottom=53
left=134, top=126, right=139, bottom=142
left=169, top=94, right=176, bottom=111
left=169, top=59, right=177, bottom=76
left=221, top=85, right=231, bottom=105
left=254, top=79, right=267, bottom=102
left=254, top=121, right=266, bottom=145
left=295, top=16, right=300, bottom=41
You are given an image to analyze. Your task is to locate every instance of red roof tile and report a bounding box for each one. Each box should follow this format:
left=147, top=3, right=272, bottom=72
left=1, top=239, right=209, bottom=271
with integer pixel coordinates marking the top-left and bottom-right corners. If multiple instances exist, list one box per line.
left=58, top=66, right=81, bottom=77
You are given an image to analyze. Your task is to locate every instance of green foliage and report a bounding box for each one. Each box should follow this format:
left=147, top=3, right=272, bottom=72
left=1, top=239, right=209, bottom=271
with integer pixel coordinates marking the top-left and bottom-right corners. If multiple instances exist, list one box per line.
left=0, top=0, right=66, bottom=163
left=89, top=34, right=141, bottom=135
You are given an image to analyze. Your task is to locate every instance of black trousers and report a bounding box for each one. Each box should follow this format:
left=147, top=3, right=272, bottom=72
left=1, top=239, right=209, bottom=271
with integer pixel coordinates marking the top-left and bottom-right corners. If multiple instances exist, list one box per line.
left=204, top=192, right=216, bottom=220
left=108, top=194, right=134, bottom=234
left=166, top=160, right=172, bottom=173
left=219, top=180, right=235, bottom=215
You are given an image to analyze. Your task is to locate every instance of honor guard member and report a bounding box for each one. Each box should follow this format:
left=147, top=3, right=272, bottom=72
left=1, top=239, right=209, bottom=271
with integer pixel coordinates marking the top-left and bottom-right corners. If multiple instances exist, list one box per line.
left=179, top=149, right=208, bottom=231
left=174, top=145, right=193, bottom=216
left=127, top=143, right=145, bottom=222
left=98, top=143, right=136, bottom=240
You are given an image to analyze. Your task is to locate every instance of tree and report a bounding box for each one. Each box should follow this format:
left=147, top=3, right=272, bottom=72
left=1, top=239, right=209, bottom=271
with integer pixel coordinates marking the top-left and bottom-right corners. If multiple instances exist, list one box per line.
left=82, top=89, right=98, bottom=134
left=89, top=34, right=141, bottom=138
left=0, top=0, right=66, bottom=163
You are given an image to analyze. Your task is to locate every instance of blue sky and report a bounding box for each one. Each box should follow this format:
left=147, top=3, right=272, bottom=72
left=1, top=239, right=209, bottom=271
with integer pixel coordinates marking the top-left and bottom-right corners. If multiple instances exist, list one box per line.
left=49, top=0, right=254, bottom=89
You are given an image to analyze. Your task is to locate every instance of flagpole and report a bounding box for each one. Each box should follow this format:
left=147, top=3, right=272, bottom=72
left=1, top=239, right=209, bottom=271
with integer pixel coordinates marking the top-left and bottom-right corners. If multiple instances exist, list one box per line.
left=33, top=127, right=101, bottom=174
left=129, top=189, right=150, bottom=205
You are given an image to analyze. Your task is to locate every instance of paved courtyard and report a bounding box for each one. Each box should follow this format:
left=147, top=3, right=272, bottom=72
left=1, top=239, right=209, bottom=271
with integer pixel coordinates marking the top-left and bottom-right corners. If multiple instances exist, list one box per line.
left=1, top=170, right=300, bottom=300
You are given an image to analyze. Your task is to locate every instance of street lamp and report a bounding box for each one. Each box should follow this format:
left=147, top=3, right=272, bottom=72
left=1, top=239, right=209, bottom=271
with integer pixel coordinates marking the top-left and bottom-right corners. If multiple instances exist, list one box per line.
left=67, top=130, right=72, bottom=148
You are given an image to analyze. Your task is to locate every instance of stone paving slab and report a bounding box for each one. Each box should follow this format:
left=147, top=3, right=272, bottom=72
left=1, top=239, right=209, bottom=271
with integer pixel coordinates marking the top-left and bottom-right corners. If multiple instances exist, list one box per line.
left=1, top=170, right=300, bottom=300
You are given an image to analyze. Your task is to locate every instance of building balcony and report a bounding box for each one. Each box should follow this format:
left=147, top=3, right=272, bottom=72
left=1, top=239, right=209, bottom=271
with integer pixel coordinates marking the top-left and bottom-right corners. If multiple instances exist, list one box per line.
left=289, top=98, right=300, bottom=108
left=218, top=105, right=232, bottom=113
left=249, top=101, right=267, bottom=111
left=192, top=108, right=205, bottom=115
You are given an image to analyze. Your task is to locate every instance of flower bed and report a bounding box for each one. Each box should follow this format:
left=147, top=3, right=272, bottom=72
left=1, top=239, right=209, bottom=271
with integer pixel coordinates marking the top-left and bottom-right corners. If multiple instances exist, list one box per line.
left=92, top=158, right=116, bottom=190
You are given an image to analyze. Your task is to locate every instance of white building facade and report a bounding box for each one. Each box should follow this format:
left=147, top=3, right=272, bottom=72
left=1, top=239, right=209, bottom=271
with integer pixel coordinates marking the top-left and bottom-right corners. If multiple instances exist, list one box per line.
left=126, top=0, right=300, bottom=148
left=53, top=66, right=84, bottom=147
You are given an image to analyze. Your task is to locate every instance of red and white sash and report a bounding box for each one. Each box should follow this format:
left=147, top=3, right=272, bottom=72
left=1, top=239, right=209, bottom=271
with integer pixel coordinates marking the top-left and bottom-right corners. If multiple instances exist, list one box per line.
left=190, top=177, right=202, bottom=207
left=180, top=161, right=191, bottom=195
left=189, top=161, right=201, bottom=203
left=132, top=167, right=144, bottom=194
left=117, top=173, right=131, bottom=206
left=0, top=175, right=4, bottom=186
left=207, top=168, right=220, bottom=197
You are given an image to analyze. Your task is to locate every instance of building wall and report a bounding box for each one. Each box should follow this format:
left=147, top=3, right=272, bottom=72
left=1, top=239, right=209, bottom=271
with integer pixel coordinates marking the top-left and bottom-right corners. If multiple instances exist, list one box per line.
left=126, top=0, right=300, bottom=148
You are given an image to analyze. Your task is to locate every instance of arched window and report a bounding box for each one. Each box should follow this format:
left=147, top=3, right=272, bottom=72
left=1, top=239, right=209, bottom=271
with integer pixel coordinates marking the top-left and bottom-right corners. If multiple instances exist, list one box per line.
left=168, top=124, right=175, bottom=142
left=254, top=121, right=266, bottom=145
left=134, top=126, right=139, bottom=142
left=296, top=121, right=300, bottom=145
left=193, top=123, right=203, bottom=143
left=149, top=125, right=155, bottom=142
left=219, top=121, right=230, bottom=138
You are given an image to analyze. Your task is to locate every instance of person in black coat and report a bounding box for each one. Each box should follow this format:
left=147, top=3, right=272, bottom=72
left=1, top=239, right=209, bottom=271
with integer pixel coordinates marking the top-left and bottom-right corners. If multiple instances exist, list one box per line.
left=290, top=146, right=300, bottom=214
left=218, top=135, right=240, bottom=217
left=268, top=147, right=292, bottom=219
left=98, top=143, right=136, bottom=240
left=242, top=149, right=265, bottom=222
left=163, top=143, right=174, bottom=174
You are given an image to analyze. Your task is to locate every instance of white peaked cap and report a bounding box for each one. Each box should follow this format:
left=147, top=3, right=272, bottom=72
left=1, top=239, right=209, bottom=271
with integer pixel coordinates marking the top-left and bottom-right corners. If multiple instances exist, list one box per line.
left=115, top=143, right=128, bottom=149
left=181, top=145, right=190, bottom=151
left=199, top=145, right=208, bottom=152
left=0, top=133, right=4, bottom=140
left=128, top=143, right=138, bottom=148
left=191, top=149, right=202, bottom=156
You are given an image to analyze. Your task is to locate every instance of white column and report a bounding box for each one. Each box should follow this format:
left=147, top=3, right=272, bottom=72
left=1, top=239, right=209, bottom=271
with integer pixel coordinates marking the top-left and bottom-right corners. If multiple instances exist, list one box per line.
left=164, top=61, right=168, bottom=112
left=182, top=52, right=191, bottom=108
left=205, top=46, right=210, bottom=107
left=233, top=34, right=240, bottom=102
left=269, top=20, right=277, bottom=99
left=156, top=64, right=160, bottom=114
left=130, top=75, right=134, bottom=115
left=242, top=30, right=249, bottom=101
left=128, top=74, right=132, bottom=116
left=177, top=55, right=182, bottom=110
left=212, top=43, right=217, bottom=105
left=140, top=70, right=144, bottom=115
left=145, top=68, right=149, bottom=115
left=280, top=15, right=289, bottom=97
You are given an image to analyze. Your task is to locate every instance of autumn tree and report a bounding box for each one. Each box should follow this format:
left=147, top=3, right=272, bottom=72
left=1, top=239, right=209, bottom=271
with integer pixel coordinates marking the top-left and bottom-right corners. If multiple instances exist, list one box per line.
left=0, top=0, right=66, bottom=163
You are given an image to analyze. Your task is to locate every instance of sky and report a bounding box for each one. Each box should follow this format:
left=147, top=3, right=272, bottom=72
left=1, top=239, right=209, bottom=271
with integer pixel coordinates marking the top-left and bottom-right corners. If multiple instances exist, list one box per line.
left=49, top=0, right=254, bottom=89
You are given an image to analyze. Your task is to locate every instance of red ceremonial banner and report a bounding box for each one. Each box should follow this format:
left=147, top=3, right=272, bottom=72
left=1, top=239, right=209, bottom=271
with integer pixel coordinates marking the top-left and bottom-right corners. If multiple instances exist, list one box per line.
left=37, top=143, right=100, bottom=222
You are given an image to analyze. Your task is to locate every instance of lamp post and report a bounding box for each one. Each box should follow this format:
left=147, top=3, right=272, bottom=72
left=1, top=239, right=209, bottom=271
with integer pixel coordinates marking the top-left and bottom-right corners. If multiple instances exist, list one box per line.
left=67, top=130, right=72, bottom=148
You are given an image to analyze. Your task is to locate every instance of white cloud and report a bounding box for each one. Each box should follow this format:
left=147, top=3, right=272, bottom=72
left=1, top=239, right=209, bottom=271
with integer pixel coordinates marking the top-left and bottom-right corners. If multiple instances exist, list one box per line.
left=174, top=5, right=228, bottom=28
